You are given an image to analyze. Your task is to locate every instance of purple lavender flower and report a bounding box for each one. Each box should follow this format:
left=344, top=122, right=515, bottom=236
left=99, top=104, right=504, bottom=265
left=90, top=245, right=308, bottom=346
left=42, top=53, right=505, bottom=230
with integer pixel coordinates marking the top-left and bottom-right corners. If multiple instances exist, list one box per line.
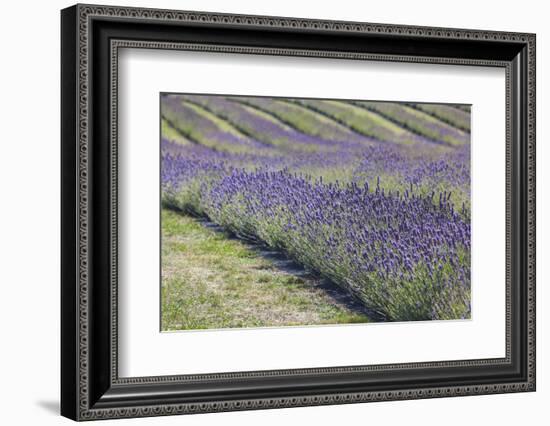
left=160, top=94, right=472, bottom=321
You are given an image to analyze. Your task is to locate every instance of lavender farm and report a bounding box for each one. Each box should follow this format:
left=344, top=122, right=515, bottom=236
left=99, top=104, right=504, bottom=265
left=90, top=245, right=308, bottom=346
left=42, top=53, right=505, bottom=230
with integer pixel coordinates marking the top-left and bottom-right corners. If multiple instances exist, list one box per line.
left=160, top=94, right=471, bottom=330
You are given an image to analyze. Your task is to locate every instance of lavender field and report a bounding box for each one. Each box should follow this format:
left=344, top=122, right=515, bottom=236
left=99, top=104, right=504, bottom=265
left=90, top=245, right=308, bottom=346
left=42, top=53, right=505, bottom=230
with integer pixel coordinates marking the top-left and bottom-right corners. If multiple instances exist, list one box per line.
left=160, top=94, right=471, bottom=330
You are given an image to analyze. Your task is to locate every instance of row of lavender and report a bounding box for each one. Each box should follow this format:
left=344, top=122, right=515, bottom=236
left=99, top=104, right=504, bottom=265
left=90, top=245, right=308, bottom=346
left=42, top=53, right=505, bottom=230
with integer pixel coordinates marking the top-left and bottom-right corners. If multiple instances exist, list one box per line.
left=161, top=94, right=471, bottom=321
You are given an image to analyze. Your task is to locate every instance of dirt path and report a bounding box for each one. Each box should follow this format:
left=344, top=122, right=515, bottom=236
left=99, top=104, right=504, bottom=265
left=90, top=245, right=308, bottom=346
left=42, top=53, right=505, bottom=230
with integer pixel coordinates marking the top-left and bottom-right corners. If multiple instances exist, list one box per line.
left=161, top=208, right=373, bottom=331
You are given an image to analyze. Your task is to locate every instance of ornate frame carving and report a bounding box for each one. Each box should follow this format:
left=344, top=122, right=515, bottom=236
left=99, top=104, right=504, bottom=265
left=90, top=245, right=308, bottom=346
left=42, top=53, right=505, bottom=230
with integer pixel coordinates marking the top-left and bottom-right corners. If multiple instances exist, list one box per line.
left=61, top=4, right=535, bottom=421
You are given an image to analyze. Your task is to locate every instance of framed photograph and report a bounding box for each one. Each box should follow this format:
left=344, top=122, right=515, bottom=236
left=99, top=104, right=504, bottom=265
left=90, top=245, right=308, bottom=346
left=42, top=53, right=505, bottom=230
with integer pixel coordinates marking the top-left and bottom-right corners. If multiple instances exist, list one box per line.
left=61, top=4, right=536, bottom=421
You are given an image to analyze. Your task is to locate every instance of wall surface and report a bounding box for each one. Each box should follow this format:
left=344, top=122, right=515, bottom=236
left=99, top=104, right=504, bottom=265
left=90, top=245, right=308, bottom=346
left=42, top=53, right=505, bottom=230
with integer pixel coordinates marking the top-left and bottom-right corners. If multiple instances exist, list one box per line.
left=0, top=0, right=547, bottom=424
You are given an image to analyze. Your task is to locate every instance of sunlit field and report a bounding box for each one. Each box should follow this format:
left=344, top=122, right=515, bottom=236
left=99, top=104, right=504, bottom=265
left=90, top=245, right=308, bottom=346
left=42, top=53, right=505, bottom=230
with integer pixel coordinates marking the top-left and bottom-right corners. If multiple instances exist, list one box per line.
left=160, top=94, right=471, bottom=331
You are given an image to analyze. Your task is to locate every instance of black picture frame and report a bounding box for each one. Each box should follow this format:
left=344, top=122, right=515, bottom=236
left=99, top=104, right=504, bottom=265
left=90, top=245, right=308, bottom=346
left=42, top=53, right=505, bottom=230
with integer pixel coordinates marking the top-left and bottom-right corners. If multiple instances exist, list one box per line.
left=61, top=3, right=536, bottom=421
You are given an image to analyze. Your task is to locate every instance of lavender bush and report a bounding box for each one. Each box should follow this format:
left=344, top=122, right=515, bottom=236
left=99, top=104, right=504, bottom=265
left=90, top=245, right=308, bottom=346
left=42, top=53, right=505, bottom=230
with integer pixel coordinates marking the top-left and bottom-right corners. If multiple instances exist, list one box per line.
left=161, top=94, right=472, bottom=322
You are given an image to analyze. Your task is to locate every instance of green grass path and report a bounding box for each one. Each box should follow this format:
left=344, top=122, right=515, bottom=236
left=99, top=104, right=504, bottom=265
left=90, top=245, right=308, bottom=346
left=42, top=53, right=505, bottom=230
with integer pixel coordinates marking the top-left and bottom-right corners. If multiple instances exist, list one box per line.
left=161, top=209, right=371, bottom=331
